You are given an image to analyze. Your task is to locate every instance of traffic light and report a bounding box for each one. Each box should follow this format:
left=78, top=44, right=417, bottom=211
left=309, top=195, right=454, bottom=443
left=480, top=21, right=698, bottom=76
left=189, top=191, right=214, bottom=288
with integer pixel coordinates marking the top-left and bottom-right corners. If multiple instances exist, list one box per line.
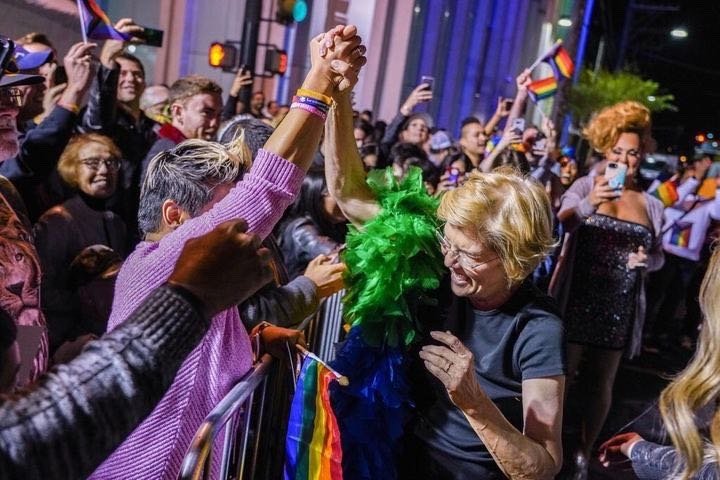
left=208, top=42, right=238, bottom=71
left=277, top=0, right=308, bottom=24
left=265, top=48, right=288, bottom=75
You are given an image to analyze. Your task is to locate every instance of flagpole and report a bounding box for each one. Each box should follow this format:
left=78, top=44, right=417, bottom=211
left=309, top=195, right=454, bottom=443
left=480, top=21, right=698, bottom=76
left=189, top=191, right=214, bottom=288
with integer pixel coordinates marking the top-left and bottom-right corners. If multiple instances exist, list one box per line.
left=76, top=0, right=88, bottom=44
left=296, top=344, right=349, bottom=386
left=527, top=39, right=562, bottom=72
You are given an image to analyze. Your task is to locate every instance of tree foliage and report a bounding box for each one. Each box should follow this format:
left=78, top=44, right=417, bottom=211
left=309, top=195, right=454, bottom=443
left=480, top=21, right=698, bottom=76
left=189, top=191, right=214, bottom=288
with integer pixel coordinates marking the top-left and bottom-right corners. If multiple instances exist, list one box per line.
left=568, top=69, right=676, bottom=124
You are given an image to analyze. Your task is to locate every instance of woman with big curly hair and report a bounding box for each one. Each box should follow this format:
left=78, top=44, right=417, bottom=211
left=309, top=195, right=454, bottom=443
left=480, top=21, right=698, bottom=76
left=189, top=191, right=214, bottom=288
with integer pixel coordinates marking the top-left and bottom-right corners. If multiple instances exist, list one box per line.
left=550, top=101, right=665, bottom=476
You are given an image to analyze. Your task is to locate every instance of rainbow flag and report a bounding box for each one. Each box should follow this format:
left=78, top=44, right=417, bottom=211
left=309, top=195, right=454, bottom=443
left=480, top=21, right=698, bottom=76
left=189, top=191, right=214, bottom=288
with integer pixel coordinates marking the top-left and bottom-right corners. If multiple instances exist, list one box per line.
left=669, top=223, right=692, bottom=248
left=651, top=180, right=679, bottom=207
left=527, top=76, right=558, bottom=102
left=76, top=0, right=131, bottom=41
left=285, top=356, right=343, bottom=480
left=545, top=45, right=574, bottom=79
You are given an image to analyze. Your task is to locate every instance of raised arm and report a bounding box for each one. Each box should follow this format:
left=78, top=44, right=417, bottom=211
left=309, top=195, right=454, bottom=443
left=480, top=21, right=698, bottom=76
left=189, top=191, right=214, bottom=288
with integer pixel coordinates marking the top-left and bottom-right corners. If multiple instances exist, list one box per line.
left=263, top=25, right=365, bottom=172
left=324, top=91, right=380, bottom=226
left=503, top=69, right=532, bottom=135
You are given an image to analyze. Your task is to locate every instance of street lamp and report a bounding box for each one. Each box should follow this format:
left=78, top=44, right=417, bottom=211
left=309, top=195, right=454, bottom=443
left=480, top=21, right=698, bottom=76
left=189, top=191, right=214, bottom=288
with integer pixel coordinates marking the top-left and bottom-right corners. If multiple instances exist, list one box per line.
left=558, top=16, right=573, bottom=27
left=670, top=27, right=688, bottom=39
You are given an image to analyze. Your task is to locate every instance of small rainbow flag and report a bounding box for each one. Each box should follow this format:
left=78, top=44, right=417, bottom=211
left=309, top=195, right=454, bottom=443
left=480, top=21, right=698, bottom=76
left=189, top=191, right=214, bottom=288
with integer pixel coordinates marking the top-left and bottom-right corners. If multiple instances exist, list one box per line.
left=545, top=45, right=574, bottom=79
left=76, top=0, right=131, bottom=41
left=651, top=180, right=679, bottom=207
left=669, top=223, right=692, bottom=248
left=285, top=356, right=343, bottom=480
left=527, top=76, right=558, bottom=102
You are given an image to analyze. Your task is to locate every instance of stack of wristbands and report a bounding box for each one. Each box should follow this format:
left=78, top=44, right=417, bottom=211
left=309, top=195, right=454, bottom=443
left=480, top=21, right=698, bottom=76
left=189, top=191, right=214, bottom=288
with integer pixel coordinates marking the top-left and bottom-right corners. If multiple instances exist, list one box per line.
left=291, top=88, right=332, bottom=121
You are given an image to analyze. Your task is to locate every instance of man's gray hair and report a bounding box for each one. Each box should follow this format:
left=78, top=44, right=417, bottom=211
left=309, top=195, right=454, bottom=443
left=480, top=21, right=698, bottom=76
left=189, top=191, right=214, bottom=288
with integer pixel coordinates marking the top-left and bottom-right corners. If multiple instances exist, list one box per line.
left=138, top=138, right=249, bottom=234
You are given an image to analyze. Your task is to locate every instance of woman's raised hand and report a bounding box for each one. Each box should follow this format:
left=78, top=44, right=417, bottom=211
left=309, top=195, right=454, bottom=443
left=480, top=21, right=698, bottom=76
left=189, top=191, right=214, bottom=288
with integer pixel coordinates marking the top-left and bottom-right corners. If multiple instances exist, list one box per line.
left=311, top=25, right=367, bottom=94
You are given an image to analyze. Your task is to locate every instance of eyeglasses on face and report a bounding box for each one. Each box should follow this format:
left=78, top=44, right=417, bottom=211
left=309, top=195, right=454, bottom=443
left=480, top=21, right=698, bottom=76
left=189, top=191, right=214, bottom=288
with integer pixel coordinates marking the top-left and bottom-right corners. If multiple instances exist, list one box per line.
left=436, top=230, right=498, bottom=271
left=80, top=156, right=121, bottom=171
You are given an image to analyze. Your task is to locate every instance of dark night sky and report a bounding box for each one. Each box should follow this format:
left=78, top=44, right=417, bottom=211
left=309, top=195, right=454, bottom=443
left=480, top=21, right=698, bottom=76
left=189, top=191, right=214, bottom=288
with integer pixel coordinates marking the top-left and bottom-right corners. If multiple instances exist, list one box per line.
left=586, top=0, right=720, bottom=153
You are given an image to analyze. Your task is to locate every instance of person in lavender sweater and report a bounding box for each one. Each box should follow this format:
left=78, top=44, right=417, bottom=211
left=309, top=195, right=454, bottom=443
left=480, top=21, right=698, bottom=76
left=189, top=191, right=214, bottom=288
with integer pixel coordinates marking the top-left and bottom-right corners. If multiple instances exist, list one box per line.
left=0, top=219, right=277, bottom=479
left=89, top=25, right=367, bottom=480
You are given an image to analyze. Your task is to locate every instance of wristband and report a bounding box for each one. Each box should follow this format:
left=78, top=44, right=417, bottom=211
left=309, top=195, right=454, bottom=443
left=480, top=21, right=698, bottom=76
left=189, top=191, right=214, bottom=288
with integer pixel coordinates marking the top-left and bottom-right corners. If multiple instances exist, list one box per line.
left=296, top=87, right=333, bottom=106
left=292, top=95, right=331, bottom=112
left=290, top=102, right=328, bottom=121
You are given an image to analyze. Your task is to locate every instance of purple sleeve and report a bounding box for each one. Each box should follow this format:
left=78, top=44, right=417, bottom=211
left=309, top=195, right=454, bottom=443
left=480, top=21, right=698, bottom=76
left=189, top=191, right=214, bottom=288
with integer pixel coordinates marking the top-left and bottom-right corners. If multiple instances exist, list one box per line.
left=107, top=150, right=304, bottom=330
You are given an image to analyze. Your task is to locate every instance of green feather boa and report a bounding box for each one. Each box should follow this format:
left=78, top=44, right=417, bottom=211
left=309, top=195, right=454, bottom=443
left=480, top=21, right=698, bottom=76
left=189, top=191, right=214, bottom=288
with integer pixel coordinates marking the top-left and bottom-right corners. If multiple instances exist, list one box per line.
left=341, top=167, right=445, bottom=347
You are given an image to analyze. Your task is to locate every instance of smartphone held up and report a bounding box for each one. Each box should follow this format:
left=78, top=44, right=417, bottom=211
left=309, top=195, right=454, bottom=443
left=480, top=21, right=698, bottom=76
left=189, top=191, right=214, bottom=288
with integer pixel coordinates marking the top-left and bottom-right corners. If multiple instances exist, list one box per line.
left=421, top=75, right=434, bottom=94
left=604, top=162, right=627, bottom=192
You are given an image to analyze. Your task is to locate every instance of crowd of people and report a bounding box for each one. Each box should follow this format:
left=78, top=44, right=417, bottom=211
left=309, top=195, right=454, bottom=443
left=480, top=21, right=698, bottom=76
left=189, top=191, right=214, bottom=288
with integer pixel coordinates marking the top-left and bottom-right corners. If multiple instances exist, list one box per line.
left=0, top=17, right=719, bottom=480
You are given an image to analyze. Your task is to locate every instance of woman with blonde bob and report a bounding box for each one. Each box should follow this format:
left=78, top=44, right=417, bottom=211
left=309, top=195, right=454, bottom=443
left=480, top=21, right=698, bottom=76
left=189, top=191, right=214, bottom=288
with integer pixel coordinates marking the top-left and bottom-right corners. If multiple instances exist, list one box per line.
left=324, top=87, right=566, bottom=479
left=551, top=100, right=665, bottom=476
left=599, top=244, right=720, bottom=479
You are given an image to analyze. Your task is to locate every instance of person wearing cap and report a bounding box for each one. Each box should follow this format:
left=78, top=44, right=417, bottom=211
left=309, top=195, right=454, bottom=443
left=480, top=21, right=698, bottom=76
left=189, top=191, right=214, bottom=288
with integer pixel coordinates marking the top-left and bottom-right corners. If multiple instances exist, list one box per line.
left=0, top=37, right=95, bottom=382
left=12, top=45, right=55, bottom=132
left=428, top=129, right=454, bottom=168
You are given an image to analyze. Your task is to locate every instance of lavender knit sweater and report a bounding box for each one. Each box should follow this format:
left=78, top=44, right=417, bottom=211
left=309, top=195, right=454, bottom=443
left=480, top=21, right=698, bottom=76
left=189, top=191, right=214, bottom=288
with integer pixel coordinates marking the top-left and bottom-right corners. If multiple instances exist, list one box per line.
left=89, top=150, right=304, bottom=480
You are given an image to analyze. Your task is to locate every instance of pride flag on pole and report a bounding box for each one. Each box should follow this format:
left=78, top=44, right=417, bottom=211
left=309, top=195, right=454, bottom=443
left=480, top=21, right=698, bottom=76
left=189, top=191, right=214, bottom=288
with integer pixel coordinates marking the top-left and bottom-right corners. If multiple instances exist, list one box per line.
left=285, top=355, right=343, bottom=480
left=651, top=179, right=679, bottom=207
left=76, top=0, right=130, bottom=41
left=527, top=76, right=558, bottom=102
left=545, top=44, right=574, bottom=79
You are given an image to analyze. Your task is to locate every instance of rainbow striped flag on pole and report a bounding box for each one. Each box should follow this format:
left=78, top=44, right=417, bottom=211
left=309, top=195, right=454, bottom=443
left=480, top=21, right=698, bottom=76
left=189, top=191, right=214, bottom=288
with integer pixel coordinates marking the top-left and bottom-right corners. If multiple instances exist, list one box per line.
left=527, top=76, right=558, bottom=102
left=651, top=179, right=679, bottom=207
left=285, top=355, right=343, bottom=480
left=545, top=44, right=574, bottom=79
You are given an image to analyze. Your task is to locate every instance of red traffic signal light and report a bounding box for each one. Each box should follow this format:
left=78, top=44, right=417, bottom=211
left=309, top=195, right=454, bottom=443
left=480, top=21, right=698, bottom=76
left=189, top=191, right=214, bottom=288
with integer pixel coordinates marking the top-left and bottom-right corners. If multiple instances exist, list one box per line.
left=208, top=42, right=238, bottom=71
left=265, top=48, right=288, bottom=75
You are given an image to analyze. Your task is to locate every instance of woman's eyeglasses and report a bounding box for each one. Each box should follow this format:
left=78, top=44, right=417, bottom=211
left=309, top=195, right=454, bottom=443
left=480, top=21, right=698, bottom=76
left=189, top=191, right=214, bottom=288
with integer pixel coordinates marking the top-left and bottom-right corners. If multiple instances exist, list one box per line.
left=80, top=157, right=121, bottom=171
left=436, top=230, right=498, bottom=271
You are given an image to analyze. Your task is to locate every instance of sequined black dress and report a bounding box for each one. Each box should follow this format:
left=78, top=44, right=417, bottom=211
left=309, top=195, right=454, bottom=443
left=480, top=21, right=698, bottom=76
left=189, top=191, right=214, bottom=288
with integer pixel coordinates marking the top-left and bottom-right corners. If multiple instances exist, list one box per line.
left=564, top=214, right=653, bottom=349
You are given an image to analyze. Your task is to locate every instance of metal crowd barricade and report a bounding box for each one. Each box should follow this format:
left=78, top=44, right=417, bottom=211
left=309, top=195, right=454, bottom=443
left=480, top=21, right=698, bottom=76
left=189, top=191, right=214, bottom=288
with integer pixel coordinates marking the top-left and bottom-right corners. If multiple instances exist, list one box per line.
left=178, top=291, right=348, bottom=480
left=178, top=353, right=273, bottom=480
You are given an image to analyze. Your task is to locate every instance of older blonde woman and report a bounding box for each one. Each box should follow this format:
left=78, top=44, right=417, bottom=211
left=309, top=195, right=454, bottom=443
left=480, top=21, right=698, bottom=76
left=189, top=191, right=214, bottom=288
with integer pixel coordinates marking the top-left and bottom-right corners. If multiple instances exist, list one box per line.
left=323, top=83, right=565, bottom=479
left=34, top=133, right=127, bottom=358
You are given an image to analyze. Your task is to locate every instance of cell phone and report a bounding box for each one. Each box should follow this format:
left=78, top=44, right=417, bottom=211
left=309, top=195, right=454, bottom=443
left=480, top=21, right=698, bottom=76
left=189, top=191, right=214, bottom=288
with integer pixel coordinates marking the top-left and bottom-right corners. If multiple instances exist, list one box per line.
left=137, top=26, right=164, bottom=47
left=512, top=118, right=525, bottom=134
left=605, top=162, right=628, bottom=191
left=53, top=66, right=67, bottom=86
left=503, top=99, right=514, bottom=110
left=446, top=167, right=460, bottom=186
left=421, top=75, right=434, bottom=93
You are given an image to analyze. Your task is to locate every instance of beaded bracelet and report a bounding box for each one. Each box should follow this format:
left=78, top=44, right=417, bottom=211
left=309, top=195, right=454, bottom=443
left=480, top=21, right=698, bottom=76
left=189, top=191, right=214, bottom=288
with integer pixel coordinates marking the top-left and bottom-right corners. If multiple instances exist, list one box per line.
left=296, top=87, right=333, bottom=106
left=290, top=102, right=328, bottom=121
left=292, top=95, right=330, bottom=113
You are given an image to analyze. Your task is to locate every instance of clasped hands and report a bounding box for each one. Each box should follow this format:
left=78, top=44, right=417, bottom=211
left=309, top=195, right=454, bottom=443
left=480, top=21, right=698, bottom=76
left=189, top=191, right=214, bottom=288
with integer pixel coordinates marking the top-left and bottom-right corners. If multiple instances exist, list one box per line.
left=311, top=25, right=368, bottom=94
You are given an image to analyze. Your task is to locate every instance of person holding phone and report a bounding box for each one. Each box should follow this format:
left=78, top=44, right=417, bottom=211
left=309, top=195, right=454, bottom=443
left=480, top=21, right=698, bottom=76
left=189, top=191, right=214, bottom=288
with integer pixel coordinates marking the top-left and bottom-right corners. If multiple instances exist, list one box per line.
left=550, top=101, right=665, bottom=478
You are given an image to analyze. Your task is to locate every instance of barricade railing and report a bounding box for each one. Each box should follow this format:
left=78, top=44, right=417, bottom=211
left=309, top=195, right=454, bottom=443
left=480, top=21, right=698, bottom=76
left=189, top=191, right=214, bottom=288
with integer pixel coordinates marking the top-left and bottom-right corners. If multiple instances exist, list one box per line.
left=177, top=353, right=273, bottom=480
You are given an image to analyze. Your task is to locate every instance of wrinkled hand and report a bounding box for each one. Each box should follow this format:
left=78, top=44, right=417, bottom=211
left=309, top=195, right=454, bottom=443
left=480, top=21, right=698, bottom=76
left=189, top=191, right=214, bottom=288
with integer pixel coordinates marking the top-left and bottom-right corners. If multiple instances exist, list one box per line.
left=100, top=18, right=143, bottom=68
left=168, top=219, right=273, bottom=317
left=400, top=83, right=433, bottom=116
left=589, top=176, right=621, bottom=206
left=419, top=331, right=485, bottom=411
left=230, top=68, right=253, bottom=97
left=258, top=326, right=306, bottom=359
left=310, top=25, right=366, bottom=94
left=598, top=432, right=643, bottom=466
left=627, top=246, right=648, bottom=269
left=303, top=254, right=346, bottom=298
left=63, top=42, right=97, bottom=97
